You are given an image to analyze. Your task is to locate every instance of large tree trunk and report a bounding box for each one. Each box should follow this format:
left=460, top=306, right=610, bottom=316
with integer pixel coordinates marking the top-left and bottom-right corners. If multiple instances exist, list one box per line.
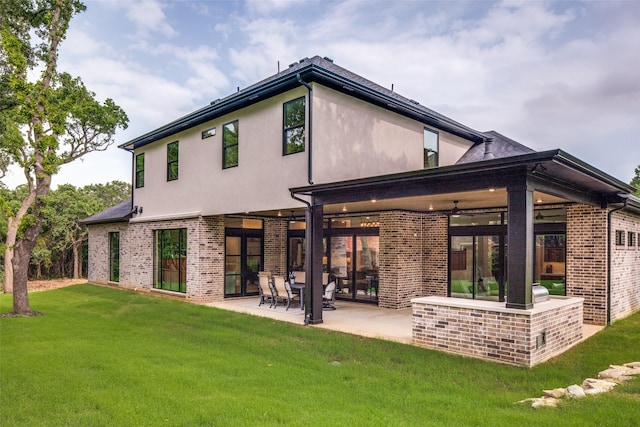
left=3, top=189, right=36, bottom=294
left=12, top=239, right=36, bottom=314
left=72, top=239, right=81, bottom=279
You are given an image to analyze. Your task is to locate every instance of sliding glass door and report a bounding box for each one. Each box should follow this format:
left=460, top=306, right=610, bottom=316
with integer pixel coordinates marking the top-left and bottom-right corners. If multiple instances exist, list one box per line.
left=332, top=235, right=379, bottom=303
left=450, top=234, right=505, bottom=301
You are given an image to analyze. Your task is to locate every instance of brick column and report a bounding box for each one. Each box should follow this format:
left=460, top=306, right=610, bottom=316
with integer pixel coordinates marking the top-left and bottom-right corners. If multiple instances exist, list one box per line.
left=379, top=211, right=424, bottom=309
left=423, top=213, right=448, bottom=296
left=566, top=205, right=607, bottom=325
left=263, top=217, right=288, bottom=275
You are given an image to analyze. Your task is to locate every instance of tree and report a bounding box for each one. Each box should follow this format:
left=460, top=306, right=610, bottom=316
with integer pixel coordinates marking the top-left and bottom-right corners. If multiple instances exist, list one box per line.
left=631, top=165, right=640, bottom=197
left=0, top=0, right=128, bottom=315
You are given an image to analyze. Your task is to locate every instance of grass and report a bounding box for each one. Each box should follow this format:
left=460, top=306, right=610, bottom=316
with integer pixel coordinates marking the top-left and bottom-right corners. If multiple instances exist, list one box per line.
left=1, top=284, right=639, bottom=426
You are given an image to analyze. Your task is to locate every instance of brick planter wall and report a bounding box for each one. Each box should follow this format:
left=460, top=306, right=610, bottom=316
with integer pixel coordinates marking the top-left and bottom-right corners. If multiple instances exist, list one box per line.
left=412, top=296, right=584, bottom=366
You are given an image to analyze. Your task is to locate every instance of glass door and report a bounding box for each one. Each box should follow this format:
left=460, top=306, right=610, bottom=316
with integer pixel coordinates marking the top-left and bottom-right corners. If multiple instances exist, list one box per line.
left=331, top=235, right=379, bottom=303
left=450, top=234, right=504, bottom=301
left=224, top=233, right=262, bottom=297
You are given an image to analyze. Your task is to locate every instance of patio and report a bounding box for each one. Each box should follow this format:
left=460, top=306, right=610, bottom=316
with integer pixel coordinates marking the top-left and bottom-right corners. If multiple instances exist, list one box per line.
left=205, top=297, right=603, bottom=348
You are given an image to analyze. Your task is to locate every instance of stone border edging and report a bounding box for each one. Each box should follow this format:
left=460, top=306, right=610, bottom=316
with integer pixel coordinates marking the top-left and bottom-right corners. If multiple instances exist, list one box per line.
left=518, top=362, right=640, bottom=408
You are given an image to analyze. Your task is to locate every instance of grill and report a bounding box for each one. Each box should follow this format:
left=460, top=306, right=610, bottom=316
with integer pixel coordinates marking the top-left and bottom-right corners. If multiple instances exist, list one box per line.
left=532, top=283, right=550, bottom=303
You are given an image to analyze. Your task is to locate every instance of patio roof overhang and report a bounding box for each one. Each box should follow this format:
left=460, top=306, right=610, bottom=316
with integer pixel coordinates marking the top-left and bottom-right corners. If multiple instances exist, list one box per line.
left=291, top=150, right=637, bottom=325
left=290, top=150, right=635, bottom=210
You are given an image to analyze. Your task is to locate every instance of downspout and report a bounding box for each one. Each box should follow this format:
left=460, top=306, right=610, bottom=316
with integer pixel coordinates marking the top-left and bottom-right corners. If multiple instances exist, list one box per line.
left=606, top=194, right=628, bottom=325
left=128, top=150, right=135, bottom=216
left=290, top=192, right=313, bottom=325
left=296, top=74, right=313, bottom=185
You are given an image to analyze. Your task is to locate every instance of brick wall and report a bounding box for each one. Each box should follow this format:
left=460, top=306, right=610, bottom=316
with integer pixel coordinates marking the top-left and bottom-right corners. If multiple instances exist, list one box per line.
left=87, top=215, right=226, bottom=303
left=566, top=204, right=608, bottom=325
left=379, top=211, right=424, bottom=308
left=264, top=218, right=288, bottom=276
left=610, top=210, right=640, bottom=322
left=412, top=296, right=584, bottom=367
left=423, top=213, right=448, bottom=296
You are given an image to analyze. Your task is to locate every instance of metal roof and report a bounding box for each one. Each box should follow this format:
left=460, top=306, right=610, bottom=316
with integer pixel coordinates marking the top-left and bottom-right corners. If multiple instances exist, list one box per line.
left=119, top=55, right=487, bottom=151
left=80, top=199, right=133, bottom=225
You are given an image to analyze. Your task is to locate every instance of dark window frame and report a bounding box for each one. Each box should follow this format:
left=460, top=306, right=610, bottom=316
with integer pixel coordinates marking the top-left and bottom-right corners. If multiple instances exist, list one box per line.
left=222, top=120, right=239, bottom=169
left=628, top=231, right=636, bottom=247
left=615, top=230, right=625, bottom=246
left=283, top=97, right=306, bottom=155
left=167, top=141, right=179, bottom=181
left=109, top=232, right=120, bottom=282
left=135, top=153, right=145, bottom=188
left=423, top=127, right=439, bottom=168
left=154, top=228, right=187, bottom=293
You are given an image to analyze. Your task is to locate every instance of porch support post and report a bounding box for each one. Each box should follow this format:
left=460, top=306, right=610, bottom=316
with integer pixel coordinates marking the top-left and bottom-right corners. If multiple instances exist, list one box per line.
left=305, top=200, right=324, bottom=324
left=506, top=182, right=534, bottom=310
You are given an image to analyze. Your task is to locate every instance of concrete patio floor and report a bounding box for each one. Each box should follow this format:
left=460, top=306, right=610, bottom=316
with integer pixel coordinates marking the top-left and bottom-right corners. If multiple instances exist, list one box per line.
left=206, top=297, right=603, bottom=346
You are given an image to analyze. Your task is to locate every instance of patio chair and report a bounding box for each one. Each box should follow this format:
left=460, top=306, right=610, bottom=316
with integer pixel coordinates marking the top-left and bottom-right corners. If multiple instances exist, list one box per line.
left=322, top=281, right=336, bottom=310
left=258, top=273, right=275, bottom=308
left=273, top=275, right=298, bottom=310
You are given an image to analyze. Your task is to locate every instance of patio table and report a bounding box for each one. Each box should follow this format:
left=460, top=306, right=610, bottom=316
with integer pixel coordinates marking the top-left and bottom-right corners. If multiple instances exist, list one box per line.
left=290, top=283, right=305, bottom=310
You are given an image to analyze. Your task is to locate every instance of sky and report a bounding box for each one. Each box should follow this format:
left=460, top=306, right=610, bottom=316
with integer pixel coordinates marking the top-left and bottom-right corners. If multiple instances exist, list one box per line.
left=4, top=0, right=640, bottom=189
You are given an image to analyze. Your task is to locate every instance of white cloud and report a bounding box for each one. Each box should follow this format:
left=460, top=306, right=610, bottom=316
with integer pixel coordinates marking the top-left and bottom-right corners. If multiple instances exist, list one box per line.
left=123, top=0, right=177, bottom=39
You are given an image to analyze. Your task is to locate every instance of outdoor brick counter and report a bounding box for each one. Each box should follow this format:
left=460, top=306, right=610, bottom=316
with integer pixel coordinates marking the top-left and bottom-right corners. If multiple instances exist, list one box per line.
left=411, top=296, right=584, bottom=366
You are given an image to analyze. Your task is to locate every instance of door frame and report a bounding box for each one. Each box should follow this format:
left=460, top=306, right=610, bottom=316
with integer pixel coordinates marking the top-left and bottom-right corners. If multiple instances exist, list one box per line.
left=224, top=228, right=264, bottom=297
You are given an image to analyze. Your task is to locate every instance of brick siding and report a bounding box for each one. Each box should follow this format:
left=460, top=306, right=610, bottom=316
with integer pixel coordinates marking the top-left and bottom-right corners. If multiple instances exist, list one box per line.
left=412, top=296, right=584, bottom=366
left=610, top=210, right=640, bottom=322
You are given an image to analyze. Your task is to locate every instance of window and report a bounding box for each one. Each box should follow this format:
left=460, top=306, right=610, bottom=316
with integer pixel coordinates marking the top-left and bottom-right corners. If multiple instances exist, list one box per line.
left=202, top=126, right=216, bottom=139
left=154, top=228, right=187, bottom=293
left=283, top=97, right=305, bottom=155
left=424, top=128, right=439, bottom=168
left=629, top=231, right=636, bottom=247
left=167, top=141, right=179, bottom=181
left=109, top=232, right=120, bottom=282
left=135, top=153, right=144, bottom=188
left=223, top=120, right=239, bottom=168
left=615, top=230, right=625, bottom=246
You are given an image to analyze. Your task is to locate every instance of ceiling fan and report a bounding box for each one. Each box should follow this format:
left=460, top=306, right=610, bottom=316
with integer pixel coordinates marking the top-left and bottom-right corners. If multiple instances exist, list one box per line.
left=451, top=200, right=461, bottom=217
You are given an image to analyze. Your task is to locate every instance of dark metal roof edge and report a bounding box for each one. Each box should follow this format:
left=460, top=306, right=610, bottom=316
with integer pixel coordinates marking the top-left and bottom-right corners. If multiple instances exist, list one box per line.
left=119, top=59, right=486, bottom=151
left=552, top=150, right=635, bottom=193
left=291, top=150, right=562, bottom=195
left=80, top=216, right=131, bottom=225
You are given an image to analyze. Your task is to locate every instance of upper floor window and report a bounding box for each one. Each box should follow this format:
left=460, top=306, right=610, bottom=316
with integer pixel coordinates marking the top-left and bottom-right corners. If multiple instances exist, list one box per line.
left=615, top=230, right=625, bottom=246
left=283, top=97, right=305, bottom=155
left=629, top=231, right=637, bottom=247
left=424, top=128, right=439, bottom=168
left=167, top=141, right=179, bottom=181
left=135, top=153, right=145, bottom=188
left=223, top=120, right=239, bottom=169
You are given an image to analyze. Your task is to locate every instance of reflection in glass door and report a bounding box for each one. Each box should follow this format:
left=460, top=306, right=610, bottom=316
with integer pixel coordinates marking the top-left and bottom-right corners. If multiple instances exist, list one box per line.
left=224, top=234, right=262, bottom=297
left=332, top=235, right=379, bottom=302
left=450, top=235, right=504, bottom=301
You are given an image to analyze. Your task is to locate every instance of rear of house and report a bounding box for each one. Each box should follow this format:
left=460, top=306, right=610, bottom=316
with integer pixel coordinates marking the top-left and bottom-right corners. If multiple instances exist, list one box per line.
left=83, top=56, right=640, bottom=366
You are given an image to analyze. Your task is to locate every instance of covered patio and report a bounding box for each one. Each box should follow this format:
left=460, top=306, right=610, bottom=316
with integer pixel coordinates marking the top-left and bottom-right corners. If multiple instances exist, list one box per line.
left=205, top=296, right=602, bottom=349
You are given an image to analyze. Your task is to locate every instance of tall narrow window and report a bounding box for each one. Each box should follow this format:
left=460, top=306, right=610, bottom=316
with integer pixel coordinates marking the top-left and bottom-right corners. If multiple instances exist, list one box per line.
left=167, top=141, right=179, bottom=181
left=109, top=232, right=120, bottom=282
left=223, top=120, right=239, bottom=168
left=135, top=153, right=145, bottom=188
left=283, top=97, right=305, bottom=155
left=424, top=128, right=439, bottom=168
left=154, top=228, right=187, bottom=293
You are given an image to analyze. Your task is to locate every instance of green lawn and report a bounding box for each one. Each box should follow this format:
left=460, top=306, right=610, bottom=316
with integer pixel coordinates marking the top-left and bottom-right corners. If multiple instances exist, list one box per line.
left=1, top=284, right=639, bottom=426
